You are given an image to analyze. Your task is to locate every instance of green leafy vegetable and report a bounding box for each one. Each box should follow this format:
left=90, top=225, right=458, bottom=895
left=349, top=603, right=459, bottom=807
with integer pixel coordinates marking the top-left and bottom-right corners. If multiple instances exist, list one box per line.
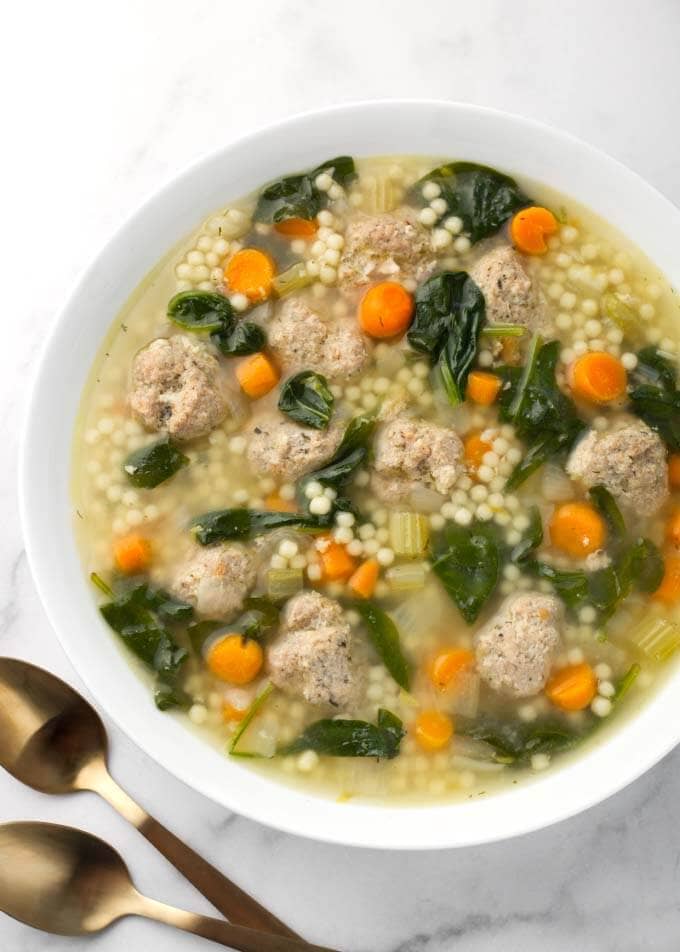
left=588, top=485, right=626, bottom=541
left=508, top=506, right=543, bottom=564
left=254, top=156, right=356, bottom=224
left=460, top=717, right=581, bottom=765
left=414, top=162, right=530, bottom=242
left=281, top=709, right=404, bottom=760
left=278, top=370, right=334, bottom=430
left=629, top=346, right=680, bottom=451
left=481, top=324, right=526, bottom=339
left=431, top=522, right=501, bottom=624
left=123, top=436, right=189, bottom=489
left=298, top=414, right=375, bottom=519
left=190, top=508, right=321, bottom=545
left=613, top=663, right=641, bottom=702
left=407, top=272, right=485, bottom=406
left=353, top=601, right=411, bottom=690
left=167, top=290, right=233, bottom=332
left=229, top=682, right=275, bottom=757
left=212, top=321, right=265, bottom=356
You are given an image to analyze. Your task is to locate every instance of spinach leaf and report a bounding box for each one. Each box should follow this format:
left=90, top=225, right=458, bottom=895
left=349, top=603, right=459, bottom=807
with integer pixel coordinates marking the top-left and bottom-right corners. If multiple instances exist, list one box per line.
left=460, top=717, right=581, bottom=765
left=281, top=708, right=404, bottom=760
left=407, top=272, right=485, bottom=406
left=613, top=663, right=641, bottom=702
left=498, top=337, right=586, bottom=489
left=254, top=156, right=356, bottom=224
left=123, top=436, right=189, bottom=489
left=508, top=506, right=543, bottom=564
left=298, top=414, right=376, bottom=519
left=414, top=162, right=530, bottom=242
left=588, top=485, right=626, bottom=541
left=212, top=321, right=265, bottom=356
left=99, top=581, right=192, bottom=710
left=229, top=682, right=275, bottom=757
left=629, top=346, right=680, bottom=450
left=632, top=346, right=677, bottom=391
left=431, top=522, right=501, bottom=624
left=353, top=601, right=411, bottom=690
left=167, top=290, right=233, bottom=332
left=190, top=508, right=322, bottom=545
left=187, top=598, right=280, bottom=654
left=278, top=370, right=334, bottom=430
left=624, top=537, right=665, bottom=593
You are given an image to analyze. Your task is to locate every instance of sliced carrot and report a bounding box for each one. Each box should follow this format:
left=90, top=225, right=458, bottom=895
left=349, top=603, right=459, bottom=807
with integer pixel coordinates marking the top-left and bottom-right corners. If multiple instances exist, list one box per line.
left=348, top=558, right=379, bottom=598
left=569, top=352, right=627, bottom=404
left=667, top=510, right=680, bottom=550
left=430, top=648, right=475, bottom=691
left=510, top=206, right=558, bottom=255
left=669, top=454, right=680, bottom=489
left=225, top=248, right=276, bottom=302
left=550, top=502, right=606, bottom=558
left=653, top=556, right=680, bottom=605
left=546, top=663, right=597, bottom=711
left=264, top=491, right=297, bottom=513
left=359, top=282, right=414, bottom=339
left=207, top=634, right=263, bottom=685
left=414, top=710, right=454, bottom=752
left=113, top=534, right=151, bottom=575
left=236, top=352, right=279, bottom=398
left=463, top=431, right=493, bottom=471
left=222, top=700, right=248, bottom=722
left=467, top=371, right=502, bottom=406
left=273, top=217, right=318, bottom=238
left=317, top=537, right=357, bottom=582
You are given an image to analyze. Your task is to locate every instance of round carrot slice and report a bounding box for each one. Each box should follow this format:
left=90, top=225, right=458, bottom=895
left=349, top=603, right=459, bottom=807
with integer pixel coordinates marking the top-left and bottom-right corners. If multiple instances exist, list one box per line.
left=207, top=634, right=263, bottom=685
left=359, top=282, right=414, bottom=338
left=463, top=431, right=493, bottom=471
left=653, top=556, right=680, bottom=605
left=550, top=501, right=606, bottom=557
left=569, top=352, right=627, bottom=404
left=414, top=710, right=454, bottom=751
left=225, top=248, right=276, bottom=302
left=430, top=648, right=475, bottom=690
left=273, top=218, right=318, bottom=238
left=510, top=206, right=559, bottom=255
left=546, top=663, right=597, bottom=711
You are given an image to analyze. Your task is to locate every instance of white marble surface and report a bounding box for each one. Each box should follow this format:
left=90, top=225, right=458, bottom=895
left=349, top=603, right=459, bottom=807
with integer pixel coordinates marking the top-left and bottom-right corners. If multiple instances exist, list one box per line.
left=3, top=1, right=680, bottom=949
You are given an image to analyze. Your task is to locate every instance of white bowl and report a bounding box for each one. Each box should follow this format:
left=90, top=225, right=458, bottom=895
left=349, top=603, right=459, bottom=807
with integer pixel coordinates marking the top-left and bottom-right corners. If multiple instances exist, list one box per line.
left=20, top=101, right=680, bottom=850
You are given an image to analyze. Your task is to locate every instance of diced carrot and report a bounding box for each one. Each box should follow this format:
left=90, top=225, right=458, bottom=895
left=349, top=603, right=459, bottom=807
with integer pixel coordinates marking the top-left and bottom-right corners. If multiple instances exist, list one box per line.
left=546, top=663, right=597, bottom=711
left=264, top=491, right=297, bottom=513
left=510, top=206, right=559, bottom=255
left=113, top=534, right=151, bottom=575
left=653, top=556, right=680, bottom=605
left=414, top=710, right=454, bottom=752
left=569, top=352, right=627, bottom=404
left=225, top=248, right=276, bottom=302
left=430, top=648, right=475, bottom=691
left=222, top=700, right=248, bottom=722
left=463, top=431, right=493, bottom=471
left=358, top=282, right=414, bottom=339
left=317, top=537, right=357, bottom=582
left=467, top=371, right=502, bottom=406
left=667, top=510, right=680, bottom=550
left=669, top=454, right=680, bottom=489
left=273, top=218, right=318, bottom=238
left=348, top=558, right=379, bottom=598
left=550, top=502, right=606, bottom=557
left=236, top=352, right=279, bottom=398
left=207, top=634, right=263, bottom=685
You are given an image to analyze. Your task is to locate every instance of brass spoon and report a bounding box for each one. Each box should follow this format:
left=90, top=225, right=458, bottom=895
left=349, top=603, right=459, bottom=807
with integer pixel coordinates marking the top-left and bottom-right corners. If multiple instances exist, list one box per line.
left=0, top=821, right=337, bottom=951
left=0, top=657, right=296, bottom=938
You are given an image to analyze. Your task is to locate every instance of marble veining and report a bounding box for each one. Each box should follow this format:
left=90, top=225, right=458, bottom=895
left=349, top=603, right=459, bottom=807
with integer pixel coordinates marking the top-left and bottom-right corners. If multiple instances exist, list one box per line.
left=3, top=0, right=680, bottom=948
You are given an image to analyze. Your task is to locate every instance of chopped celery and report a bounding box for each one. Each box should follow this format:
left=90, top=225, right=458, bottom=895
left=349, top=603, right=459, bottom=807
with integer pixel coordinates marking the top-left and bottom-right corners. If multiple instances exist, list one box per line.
left=229, top=682, right=275, bottom=757
left=385, top=562, right=427, bottom=592
left=266, top=567, right=303, bottom=601
left=629, top=616, right=680, bottom=662
left=614, top=663, right=641, bottom=702
left=481, top=324, right=526, bottom=339
left=601, top=292, right=639, bottom=339
left=272, top=262, right=314, bottom=297
left=364, top=177, right=400, bottom=214
left=388, top=512, right=430, bottom=556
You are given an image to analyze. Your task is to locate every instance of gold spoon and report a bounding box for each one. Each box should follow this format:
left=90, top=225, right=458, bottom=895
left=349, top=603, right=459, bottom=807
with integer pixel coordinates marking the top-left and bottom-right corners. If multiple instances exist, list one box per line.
left=0, top=657, right=296, bottom=938
left=0, top=821, right=337, bottom=951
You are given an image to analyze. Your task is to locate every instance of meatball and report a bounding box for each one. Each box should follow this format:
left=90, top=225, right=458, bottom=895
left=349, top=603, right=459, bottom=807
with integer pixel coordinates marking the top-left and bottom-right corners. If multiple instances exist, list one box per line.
left=129, top=335, right=226, bottom=441
left=566, top=420, right=669, bottom=517
left=246, top=412, right=343, bottom=481
left=371, top=416, right=464, bottom=504
left=172, top=543, right=255, bottom=619
left=338, top=211, right=434, bottom=290
left=475, top=593, right=563, bottom=698
left=268, top=298, right=369, bottom=379
left=469, top=244, right=548, bottom=331
left=267, top=592, right=356, bottom=708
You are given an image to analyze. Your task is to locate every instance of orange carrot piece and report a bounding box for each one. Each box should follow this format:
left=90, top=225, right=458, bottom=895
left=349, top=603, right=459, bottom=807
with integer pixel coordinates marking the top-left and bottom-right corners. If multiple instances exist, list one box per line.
left=653, top=556, right=680, bottom=605
left=359, top=282, right=414, bottom=339
left=207, top=634, right=263, bottom=685
left=236, top=352, right=279, bottom=398
left=666, top=510, right=680, bottom=550
left=317, top=538, right=357, bottom=582
left=113, top=534, right=151, bottom=575
left=414, top=710, right=454, bottom=752
left=222, top=700, right=248, bottom=722
left=569, top=352, right=627, bottom=404
left=430, top=648, right=475, bottom=691
left=510, top=206, right=558, bottom=255
left=546, top=663, right=597, bottom=711
left=550, top=501, right=606, bottom=557
left=348, top=558, right=379, bottom=599
left=463, top=431, right=493, bottom=471
left=225, top=248, right=276, bottom=302
left=669, top=454, right=680, bottom=489
left=274, top=218, right=318, bottom=238
left=264, top=491, right=297, bottom=513
left=467, top=371, right=502, bottom=406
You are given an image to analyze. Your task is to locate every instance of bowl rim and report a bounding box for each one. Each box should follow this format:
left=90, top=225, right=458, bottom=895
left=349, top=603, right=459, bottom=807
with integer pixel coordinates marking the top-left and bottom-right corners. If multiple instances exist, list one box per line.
left=19, top=99, right=680, bottom=850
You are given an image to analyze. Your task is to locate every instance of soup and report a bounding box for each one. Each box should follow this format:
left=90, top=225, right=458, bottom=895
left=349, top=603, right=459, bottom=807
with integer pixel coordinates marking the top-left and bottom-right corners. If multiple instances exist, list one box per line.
left=73, top=155, right=680, bottom=804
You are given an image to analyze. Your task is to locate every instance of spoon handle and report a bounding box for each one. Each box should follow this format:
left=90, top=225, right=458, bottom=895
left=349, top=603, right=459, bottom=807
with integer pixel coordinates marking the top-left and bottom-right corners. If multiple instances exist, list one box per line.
left=91, top=765, right=298, bottom=938
left=137, top=896, right=339, bottom=952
